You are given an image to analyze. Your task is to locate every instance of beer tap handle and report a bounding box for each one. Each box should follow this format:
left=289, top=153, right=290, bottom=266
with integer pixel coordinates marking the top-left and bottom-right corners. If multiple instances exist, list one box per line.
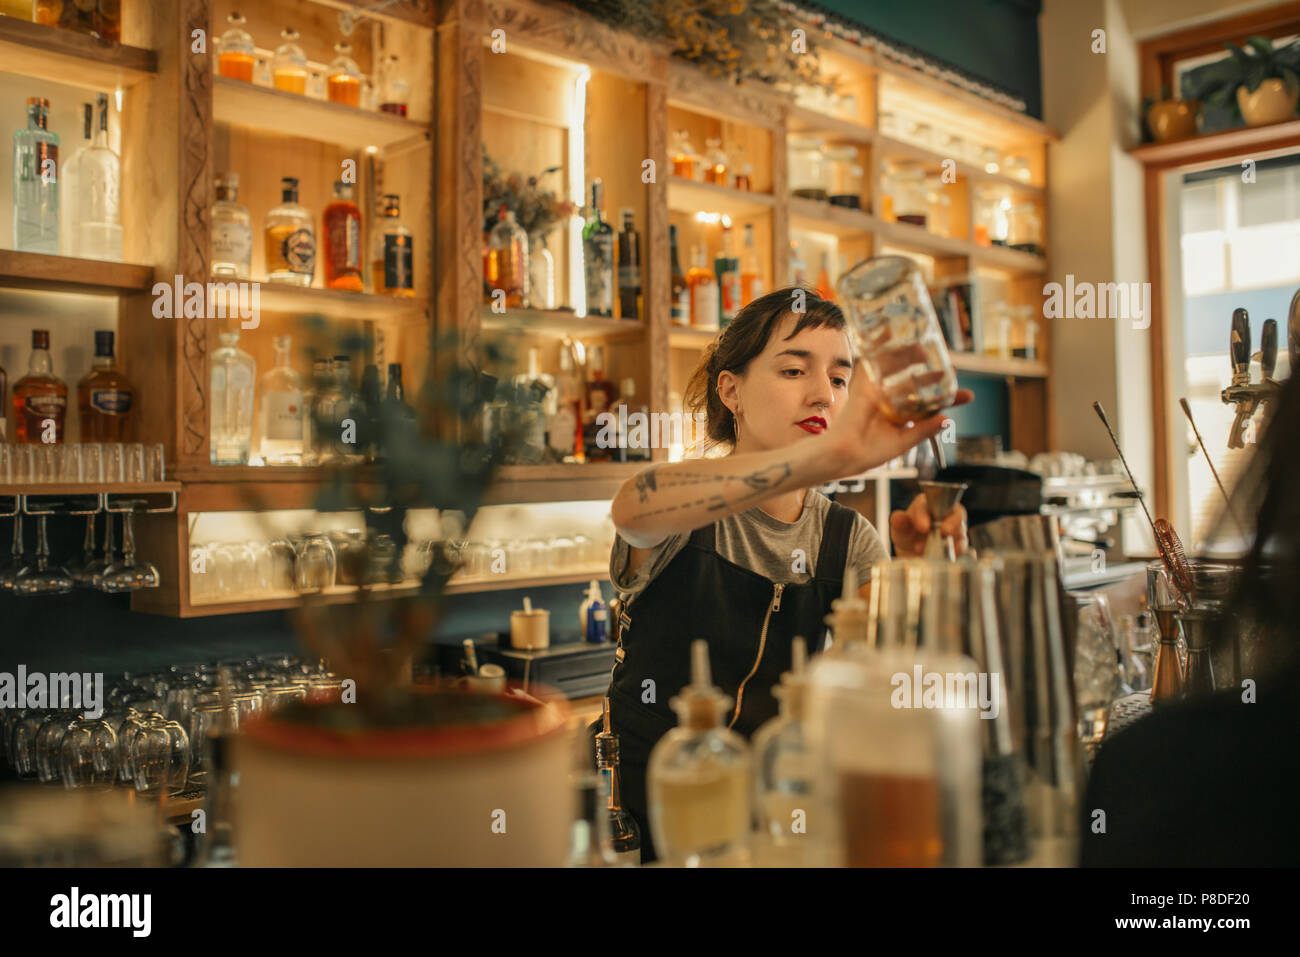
left=1230, top=307, right=1251, bottom=383
left=1288, top=288, right=1300, bottom=373
left=1261, top=318, right=1278, bottom=381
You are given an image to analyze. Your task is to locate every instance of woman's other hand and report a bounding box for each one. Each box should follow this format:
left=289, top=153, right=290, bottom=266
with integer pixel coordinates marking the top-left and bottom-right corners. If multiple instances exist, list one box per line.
left=889, top=494, right=969, bottom=557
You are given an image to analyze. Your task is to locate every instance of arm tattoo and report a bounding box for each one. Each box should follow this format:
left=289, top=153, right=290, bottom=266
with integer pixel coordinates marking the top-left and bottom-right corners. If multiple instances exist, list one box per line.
left=635, top=467, right=659, bottom=504
left=629, top=462, right=796, bottom=518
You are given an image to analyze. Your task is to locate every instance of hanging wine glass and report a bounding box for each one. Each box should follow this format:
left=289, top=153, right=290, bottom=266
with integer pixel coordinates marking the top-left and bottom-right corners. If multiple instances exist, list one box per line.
left=99, top=502, right=160, bottom=592
left=12, top=512, right=73, bottom=596
left=65, top=513, right=99, bottom=586
left=89, top=511, right=118, bottom=589
left=0, top=514, right=31, bottom=591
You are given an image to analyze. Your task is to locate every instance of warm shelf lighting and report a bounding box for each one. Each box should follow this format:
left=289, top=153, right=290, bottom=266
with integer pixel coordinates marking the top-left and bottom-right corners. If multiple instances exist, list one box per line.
left=570, top=67, right=590, bottom=318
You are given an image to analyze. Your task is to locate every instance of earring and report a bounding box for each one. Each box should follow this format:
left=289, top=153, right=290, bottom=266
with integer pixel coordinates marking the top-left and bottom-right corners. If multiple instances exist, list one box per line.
left=733, top=409, right=741, bottom=443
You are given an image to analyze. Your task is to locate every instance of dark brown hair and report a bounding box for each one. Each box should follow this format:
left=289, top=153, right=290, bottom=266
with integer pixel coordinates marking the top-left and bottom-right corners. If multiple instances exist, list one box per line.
left=683, top=286, right=848, bottom=449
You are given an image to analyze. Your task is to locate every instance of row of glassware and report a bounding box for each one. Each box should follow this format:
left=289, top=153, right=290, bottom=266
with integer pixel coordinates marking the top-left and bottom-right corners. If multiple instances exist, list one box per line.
left=0, top=441, right=165, bottom=485
left=1, top=657, right=344, bottom=793
left=189, top=527, right=616, bottom=602
left=1, top=510, right=158, bottom=596
left=669, top=130, right=758, bottom=191
left=878, top=110, right=1035, bottom=183
left=214, top=13, right=410, bottom=115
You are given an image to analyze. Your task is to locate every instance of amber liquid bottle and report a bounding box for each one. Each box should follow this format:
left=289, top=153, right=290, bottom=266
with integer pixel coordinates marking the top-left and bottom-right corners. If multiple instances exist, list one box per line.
left=78, top=329, right=135, bottom=442
left=13, top=329, right=68, bottom=444
left=322, top=180, right=363, bottom=291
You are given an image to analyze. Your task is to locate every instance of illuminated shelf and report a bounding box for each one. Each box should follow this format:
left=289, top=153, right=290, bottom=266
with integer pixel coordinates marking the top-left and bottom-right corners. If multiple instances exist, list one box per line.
left=252, top=283, right=429, bottom=320
left=667, top=177, right=775, bottom=218
left=213, top=76, right=430, bottom=151
left=787, top=105, right=874, bottom=143
left=789, top=196, right=878, bottom=238
left=479, top=306, right=645, bottom=339
left=0, top=250, right=154, bottom=295
left=874, top=133, right=1045, bottom=195
left=668, top=326, right=721, bottom=350
left=0, top=16, right=156, bottom=91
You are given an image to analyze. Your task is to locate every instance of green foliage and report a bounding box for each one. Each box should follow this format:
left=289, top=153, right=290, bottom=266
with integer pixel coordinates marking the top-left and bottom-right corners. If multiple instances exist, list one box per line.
left=1183, top=36, right=1300, bottom=120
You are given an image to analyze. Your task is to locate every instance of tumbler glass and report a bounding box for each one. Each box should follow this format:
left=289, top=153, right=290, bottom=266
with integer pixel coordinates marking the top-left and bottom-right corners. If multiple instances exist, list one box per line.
left=836, top=256, right=959, bottom=424
left=82, top=443, right=104, bottom=483
left=60, top=718, right=118, bottom=788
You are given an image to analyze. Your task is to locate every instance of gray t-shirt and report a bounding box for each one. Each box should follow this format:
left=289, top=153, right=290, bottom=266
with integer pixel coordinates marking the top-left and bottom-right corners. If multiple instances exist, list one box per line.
left=609, top=488, right=890, bottom=606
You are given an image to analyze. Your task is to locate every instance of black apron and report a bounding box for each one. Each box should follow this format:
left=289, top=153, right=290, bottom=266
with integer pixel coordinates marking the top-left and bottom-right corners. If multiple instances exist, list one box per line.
left=587, top=499, right=857, bottom=863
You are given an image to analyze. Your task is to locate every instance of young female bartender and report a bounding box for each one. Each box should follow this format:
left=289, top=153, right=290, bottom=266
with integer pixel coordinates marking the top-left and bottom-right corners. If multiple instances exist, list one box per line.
left=593, top=287, right=973, bottom=864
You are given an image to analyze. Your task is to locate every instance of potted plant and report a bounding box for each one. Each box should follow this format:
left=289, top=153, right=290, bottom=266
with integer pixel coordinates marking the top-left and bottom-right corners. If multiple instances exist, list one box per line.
left=1143, top=86, right=1201, bottom=142
left=1186, top=36, right=1300, bottom=127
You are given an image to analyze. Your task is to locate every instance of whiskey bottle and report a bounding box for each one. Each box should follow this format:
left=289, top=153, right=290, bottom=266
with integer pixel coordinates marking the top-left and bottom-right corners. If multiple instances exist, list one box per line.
left=265, top=177, right=315, bottom=286
left=669, top=224, right=689, bottom=326
left=582, top=179, right=614, bottom=317
left=714, top=224, right=741, bottom=327
left=740, top=223, right=764, bottom=305
left=258, top=335, right=306, bottom=465
left=687, top=245, right=718, bottom=330
left=12, top=329, right=67, bottom=444
left=485, top=205, right=527, bottom=308
left=581, top=345, right=617, bottom=463
left=12, top=96, right=59, bottom=255
left=216, top=12, right=256, bottom=82
left=77, top=330, right=134, bottom=442
left=616, top=208, right=640, bottom=321
left=322, top=180, right=363, bottom=291
left=373, top=194, right=413, bottom=296
left=210, top=331, right=256, bottom=465
left=211, top=172, right=252, bottom=279
left=72, top=94, right=122, bottom=263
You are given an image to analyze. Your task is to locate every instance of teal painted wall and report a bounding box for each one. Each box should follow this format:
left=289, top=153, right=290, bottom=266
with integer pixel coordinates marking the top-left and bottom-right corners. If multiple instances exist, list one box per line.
left=811, top=0, right=1043, bottom=118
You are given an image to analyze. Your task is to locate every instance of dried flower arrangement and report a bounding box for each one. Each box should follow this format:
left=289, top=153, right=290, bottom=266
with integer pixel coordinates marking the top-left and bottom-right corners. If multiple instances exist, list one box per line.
left=482, top=147, right=576, bottom=238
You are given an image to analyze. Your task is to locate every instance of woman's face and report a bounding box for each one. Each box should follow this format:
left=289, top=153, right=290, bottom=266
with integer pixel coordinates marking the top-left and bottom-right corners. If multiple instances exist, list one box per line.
left=717, top=314, right=855, bottom=453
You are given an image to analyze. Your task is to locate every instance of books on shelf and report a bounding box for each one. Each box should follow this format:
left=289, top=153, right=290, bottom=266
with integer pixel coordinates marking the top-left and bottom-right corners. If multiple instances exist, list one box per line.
left=929, top=277, right=975, bottom=353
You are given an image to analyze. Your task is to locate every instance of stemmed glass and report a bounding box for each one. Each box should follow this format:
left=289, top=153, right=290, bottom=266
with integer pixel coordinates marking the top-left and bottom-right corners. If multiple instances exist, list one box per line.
left=13, top=512, right=75, bottom=596
left=0, top=515, right=31, bottom=591
left=89, top=512, right=118, bottom=588
left=66, top=514, right=100, bottom=587
left=99, top=502, right=159, bottom=592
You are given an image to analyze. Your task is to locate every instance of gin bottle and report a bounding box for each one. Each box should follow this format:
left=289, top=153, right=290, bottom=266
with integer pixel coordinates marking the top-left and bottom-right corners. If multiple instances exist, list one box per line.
left=209, top=331, right=256, bottom=465
left=13, top=96, right=59, bottom=254
left=582, top=179, right=614, bottom=317
left=211, top=172, right=252, bottom=279
left=60, top=103, right=92, bottom=258
left=258, top=335, right=306, bottom=465
left=72, top=94, right=122, bottom=262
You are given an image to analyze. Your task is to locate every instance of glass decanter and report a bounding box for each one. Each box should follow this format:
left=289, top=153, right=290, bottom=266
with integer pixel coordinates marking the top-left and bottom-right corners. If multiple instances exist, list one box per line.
left=72, top=93, right=122, bottom=262
left=272, top=28, right=308, bottom=95
left=647, top=640, right=752, bottom=867
left=380, top=54, right=410, bottom=116
left=216, top=11, right=255, bottom=82
left=209, top=330, right=256, bottom=465
left=327, top=42, right=361, bottom=107
left=258, top=334, right=306, bottom=465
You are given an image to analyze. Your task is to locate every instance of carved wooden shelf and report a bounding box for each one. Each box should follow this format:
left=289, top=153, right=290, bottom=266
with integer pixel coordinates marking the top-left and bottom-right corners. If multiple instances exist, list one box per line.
left=0, top=16, right=157, bottom=91
left=212, top=76, right=431, bottom=151
left=0, top=250, right=154, bottom=295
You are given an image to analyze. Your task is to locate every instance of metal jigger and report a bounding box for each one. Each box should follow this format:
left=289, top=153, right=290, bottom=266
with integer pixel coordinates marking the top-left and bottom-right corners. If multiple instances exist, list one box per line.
left=1177, top=609, right=1217, bottom=697
left=918, top=480, right=967, bottom=561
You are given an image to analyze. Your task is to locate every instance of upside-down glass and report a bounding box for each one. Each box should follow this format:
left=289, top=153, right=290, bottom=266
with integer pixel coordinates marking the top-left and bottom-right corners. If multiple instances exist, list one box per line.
left=836, top=255, right=959, bottom=425
left=60, top=718, right=118, bottom=788
left=99, top=505, right=159, bottom=592
left=0, top=515, right=31, bottom=591
left=132, top=718, right=189, bottom=794
left=35, top=712, right=79, bottom=784
left=12, top=513, right=74, bottom=596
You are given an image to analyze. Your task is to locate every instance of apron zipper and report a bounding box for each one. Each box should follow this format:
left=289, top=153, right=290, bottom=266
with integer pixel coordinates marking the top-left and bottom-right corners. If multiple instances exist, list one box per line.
left=729, top=582, right=783, bottom=730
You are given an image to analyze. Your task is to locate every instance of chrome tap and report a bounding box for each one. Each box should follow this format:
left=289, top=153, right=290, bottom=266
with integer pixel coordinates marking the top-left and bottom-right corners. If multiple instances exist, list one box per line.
left=1220, top=307, right=1281, bottom=449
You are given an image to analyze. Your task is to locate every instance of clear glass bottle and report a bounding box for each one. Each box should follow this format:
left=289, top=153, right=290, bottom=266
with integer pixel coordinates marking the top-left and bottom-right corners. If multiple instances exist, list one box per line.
left=703, top=137, right=728, bottom=186
left=687, top=244, right=718, bottom=330
left=670, top=129, right=696, bottom=180
left=272, top=28, right=308, bottom=95
left=211, top=172, right=252, bottom=279
left=322, top=180, right=363, bottom=291
left=216, top=11, right=255, bottom=82
left=59, top=101, right=91, bottom=258
left=373, top=193, right=414, bottom=296
left=72, top=93, right=122, bottom=262
left=13, top=96, right=59, bottom=255
left=485, top=205, right=527, bottom=308
left=582, top=179, right=614, bottom=317
left=209, top=331, right=256, bottom=465
left=752, top=637, right=812, bottom=851
left=265, top=176, right=314, bottom=286
left=740, top=223, right=764, bottom=305
left=379, top=54, right=410, bottom=116
left=788, top=137, right=828, bottom=201
left=258, top=334, right=306, bottom=465
left=594, top=698, right=641, bottom=864
left=327, top=42, right=361, bottom=107
left=647, top=640, right=752, bottom=867
left=527, top=232, right=555, bottom=310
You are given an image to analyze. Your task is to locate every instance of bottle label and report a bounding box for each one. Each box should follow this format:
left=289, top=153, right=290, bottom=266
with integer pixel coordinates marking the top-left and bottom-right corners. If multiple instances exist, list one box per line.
left=693, top=279, right=719, bottom=329
left=720, top=269, right=741, bottom=319
left=24, top=394, right=66, bottom=417
left=91, top=389, right=132, bottom=414
left=213, top=222, right=252, bottom=267
left=35, top=143, right=58, bottom=183
left=384, top=234, right=413, bottom=290
left=282, top=228, right=315, bottom=275
left=671, top=287, right=689, bottom=324
left=263, top=391, right=304, bottom=441
left=618, top=265, right=640, bottom=289
left=329, top=214, right=362, bottom=273
left=585, top=235, right=614, bottom=313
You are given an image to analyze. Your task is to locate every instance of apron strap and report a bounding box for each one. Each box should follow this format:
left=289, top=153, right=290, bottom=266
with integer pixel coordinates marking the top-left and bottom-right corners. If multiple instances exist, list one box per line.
left=814, top=500, right=858, bottom=580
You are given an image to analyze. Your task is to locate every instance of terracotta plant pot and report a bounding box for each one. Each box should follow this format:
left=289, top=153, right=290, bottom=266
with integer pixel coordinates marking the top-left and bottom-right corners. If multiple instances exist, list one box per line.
left=1146, top=99, right=1200, bottom=141
left=1237, top=78, right=1299, bottom=126
left=233, top=688, right=573, bottom=866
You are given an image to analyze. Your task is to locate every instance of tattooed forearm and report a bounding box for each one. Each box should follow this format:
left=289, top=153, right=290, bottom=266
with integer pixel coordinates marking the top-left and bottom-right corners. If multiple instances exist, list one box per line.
left=635, top=467, right=659, bottom=503
left=628, top=461, right=798, bottom=518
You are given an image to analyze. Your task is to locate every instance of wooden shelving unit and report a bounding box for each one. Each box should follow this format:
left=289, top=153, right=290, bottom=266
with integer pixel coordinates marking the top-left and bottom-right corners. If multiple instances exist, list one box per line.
left=0, top=14, right=157, bottom=90
left=0, top=250, right=154, bottom=295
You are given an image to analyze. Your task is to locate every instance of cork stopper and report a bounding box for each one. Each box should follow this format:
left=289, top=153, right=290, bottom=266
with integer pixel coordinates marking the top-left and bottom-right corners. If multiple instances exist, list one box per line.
left=669, top=639, right=732, bottom=731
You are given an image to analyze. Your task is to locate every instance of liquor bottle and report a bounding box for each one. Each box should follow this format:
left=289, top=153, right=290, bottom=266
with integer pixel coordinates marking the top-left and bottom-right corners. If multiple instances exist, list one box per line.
left=816, top=250, right=834, bottom=302
left=72, top=93, right=122, bottom=262
left=714, top=224, right=741, bottom=327
left=594, top=699, right=641, bottom=864
left=59, top=102, right=91, bottom=258
left=789, top=240, right=806, bottom=287
left=669, top=224, right=689, bottom=326
left=485, top=205, right=527, bottom=308
left=581, top=345, right=617, bottom=463
left=739, top=223, right=764, bottom=305
left=670, top=129, right=696, bottom=180
left=258, top=335, right=306, bottom=465
left=582, top=179, right=614, bottom=317
left=647, top=640, right=752, bottom=866
left=77, top=330, right=134, bottom=442
left=703, top=137, right=728, bottom=186
left=13, top=96, right=59, bottom=255
left=12, top=329, right=68, bottom=444
left=384, top=362, right=417, bottom=438
left=512, top=347, right=555, bottom=463
left=550, top=339, right=582, bottom=462
left=0, top=357, right=7, bottom=442
left=211, top=172, right=252, bottom=279
left=216, top=11, right=255, bottom=82
left=379, top=55, right=410, bottom=116
left=307, top=356, right=330, bottom=464
left=265, top=177, right=315, bottom=286
left=616, top=377, right=650, bottom=462
left=616, top=208, right=640, bottom=321
left=687, top=245, right=718, bottom=330
left=209, top=331, right=256, bottom=465
left=322, top=180, right=363, bottom=291
left=733, top=145, right=754, bottom=192
left=273, top=28, right=308, bottom=95
left=752, top=637, right=812, bottom=851
left=327, top=43, right=361, bottom=107
left=373, top=194, right=414, bottom=297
